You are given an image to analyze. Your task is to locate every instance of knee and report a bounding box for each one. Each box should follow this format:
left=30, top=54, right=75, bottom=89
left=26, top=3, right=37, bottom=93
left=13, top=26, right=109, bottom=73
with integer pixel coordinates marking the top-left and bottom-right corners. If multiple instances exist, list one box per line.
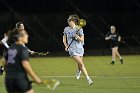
left=26, top=89, right=34, bottom=93
left=78, top=63, right=84, bottom=68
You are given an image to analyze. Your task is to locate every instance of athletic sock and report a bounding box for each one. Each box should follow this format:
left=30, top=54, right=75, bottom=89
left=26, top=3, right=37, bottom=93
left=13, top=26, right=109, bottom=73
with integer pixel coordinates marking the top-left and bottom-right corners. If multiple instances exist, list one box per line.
left=86, top=76, right=90, bottom=80
left=112, top=58, right=115, bottom=61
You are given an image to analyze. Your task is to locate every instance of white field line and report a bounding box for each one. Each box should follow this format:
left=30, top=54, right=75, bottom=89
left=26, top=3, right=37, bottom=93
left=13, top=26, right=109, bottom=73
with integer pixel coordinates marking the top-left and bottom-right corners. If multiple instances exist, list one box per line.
left=132, top=86, right=140, bottom=87
left=40, top=76, right=140, bottom=79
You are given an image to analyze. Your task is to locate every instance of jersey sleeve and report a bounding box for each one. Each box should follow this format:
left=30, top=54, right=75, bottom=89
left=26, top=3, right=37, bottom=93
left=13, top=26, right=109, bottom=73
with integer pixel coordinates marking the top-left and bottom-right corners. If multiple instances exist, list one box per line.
left=63, top=27, right=67, bottom=36
left=78, top=28, right=84, bottom=36
left=21, top=48, right=29, bottom=61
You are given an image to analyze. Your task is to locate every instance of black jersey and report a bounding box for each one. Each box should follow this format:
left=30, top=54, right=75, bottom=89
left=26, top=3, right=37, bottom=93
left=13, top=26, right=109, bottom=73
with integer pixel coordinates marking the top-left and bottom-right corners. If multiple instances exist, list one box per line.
left=106, top=32, right=120, bottom=48
left=106, top=32, right=120, bottom=43
left=4, top=44, right=29, bottom=76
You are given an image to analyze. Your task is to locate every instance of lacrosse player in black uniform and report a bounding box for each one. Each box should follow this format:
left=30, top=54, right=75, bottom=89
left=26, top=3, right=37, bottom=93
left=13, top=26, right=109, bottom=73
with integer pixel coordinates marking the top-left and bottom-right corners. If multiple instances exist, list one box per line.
left=0, top=22, right=34, bottom=75
left=2, top=29, right=42, bottom=93
left=105, top=25, right=123, bottom=65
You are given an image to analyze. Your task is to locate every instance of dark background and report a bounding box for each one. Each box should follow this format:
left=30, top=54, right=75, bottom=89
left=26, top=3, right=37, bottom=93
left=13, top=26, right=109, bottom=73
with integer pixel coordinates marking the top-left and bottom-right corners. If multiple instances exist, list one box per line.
left=0, top=0, right=140, bottom=56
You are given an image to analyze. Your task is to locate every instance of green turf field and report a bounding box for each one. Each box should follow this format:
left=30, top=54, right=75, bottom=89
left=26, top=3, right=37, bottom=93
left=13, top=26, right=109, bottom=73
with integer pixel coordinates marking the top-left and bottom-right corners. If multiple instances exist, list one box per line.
left=0, top=55, right=140, bottom=93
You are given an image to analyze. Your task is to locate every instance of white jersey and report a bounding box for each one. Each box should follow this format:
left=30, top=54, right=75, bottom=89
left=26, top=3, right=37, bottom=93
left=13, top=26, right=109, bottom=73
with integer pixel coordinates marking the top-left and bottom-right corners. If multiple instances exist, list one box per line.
left=63, top=26, right=84, bottom=57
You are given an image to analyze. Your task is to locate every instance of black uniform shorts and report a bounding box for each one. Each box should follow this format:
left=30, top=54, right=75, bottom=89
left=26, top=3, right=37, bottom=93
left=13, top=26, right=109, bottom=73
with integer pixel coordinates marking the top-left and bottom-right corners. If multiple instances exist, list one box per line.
left=111, top=42, right=119, bottom=48
left=5, top=74, right=32, bottom=93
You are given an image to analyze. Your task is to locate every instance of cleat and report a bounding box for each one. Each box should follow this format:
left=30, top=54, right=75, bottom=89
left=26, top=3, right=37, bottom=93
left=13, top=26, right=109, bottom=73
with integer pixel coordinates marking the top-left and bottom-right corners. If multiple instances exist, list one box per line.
left=120, top=59, right=123, bottom=64
left=87, top=78, right=93, bottom=85
left=76, top=69, right=81, bottom=80
left=110, top=61, right=115, bottom=65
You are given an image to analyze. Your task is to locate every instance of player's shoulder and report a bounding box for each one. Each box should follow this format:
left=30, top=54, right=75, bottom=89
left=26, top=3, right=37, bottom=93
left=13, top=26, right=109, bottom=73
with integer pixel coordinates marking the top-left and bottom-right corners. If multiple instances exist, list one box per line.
left=13, top=44, right=27, bottom=51
left=64, top=26, right=71, bottom=34
left=20, top=45, right=28, bottom=51
left=64, top=26, right=71, bottom=30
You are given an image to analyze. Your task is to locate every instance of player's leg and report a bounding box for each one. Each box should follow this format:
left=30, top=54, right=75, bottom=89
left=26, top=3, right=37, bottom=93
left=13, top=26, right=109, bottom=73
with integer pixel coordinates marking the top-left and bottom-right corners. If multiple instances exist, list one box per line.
left=5, top=76, right=16, bottom=93
left=77, top=62, right=81, bottom=72
left=76, top=63, right=81, bottom=79
left=7, top=89, right=34, bottom=93
left=25, top=89, right=34, bottom=93
left=73, top=56, right=93, bottom=85
left=111, top=48, right=116, bottom=65
left=73, top=56, right=88, bottom=77
left=114, top=47, right=123, bottom=64
left=76, top=57, right=83, bottom=79
left=16, top=76, right=33, bottom=93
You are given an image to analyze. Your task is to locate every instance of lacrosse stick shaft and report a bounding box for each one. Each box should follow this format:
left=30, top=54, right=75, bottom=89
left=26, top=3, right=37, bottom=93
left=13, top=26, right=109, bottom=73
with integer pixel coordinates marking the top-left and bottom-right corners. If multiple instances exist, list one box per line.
left=34, top=52, right=49, bottom=55
left=67, top=29, right=81, bottom=50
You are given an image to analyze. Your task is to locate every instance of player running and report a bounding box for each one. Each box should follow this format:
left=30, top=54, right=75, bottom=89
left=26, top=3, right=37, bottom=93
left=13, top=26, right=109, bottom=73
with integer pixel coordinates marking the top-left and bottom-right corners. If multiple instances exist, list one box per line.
left=105, top=25, right=123, bottom=65
left=2, top=29, right=42, bottom=93
left=63, top=14, right=93, bottom=85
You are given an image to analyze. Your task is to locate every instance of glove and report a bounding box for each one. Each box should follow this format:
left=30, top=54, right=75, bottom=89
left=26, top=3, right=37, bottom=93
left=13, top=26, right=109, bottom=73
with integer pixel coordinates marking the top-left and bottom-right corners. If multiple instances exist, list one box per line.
left=72, top=36, right=77, bottom=40
left=0, top=66, right=4, bottom=75
left=72, top=33, right=79, bottom=40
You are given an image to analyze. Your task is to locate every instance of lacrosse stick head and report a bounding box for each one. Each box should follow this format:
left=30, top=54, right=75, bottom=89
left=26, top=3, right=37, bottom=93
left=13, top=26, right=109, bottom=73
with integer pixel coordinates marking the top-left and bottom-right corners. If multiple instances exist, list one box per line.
left=43, top=79, right=60, bottom=90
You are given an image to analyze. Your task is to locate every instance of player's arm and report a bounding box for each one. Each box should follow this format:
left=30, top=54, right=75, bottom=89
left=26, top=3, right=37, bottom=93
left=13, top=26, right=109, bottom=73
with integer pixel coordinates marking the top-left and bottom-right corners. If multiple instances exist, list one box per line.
left=117, top=33, right=121, bottom=42
left=118, top=36, right=121, bottom=42
left=1, top=36, right=9, bottom=48
left=63, top=35, right=68, bottom=48
left=75, top=34, right=84, bottom=42
left=75, top=28, right=84, bottom=42
left=28, top=49, right=35, bottom=54
left=23, top=45, right=35, bottom=54
left=105, top=36, right=111, bottom=40
left=105, top=33, right=111, bottom=40
left=63, top=35, right=68, bottom=51
left=22, top=61, right=42, bottom=84
left=21, top=49, right=42, bottom=84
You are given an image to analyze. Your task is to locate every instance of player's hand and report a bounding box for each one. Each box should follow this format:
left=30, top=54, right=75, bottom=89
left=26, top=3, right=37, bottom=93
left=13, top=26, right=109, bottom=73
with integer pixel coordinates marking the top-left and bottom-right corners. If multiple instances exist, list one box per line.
left=34, top=77, right=42, bottom=84
left=30, top=51, right=35, bottom=55
left=75, top=34, right=79, bottom=40
left=65, top=46, right=68, bottom=52
left=118, top=36, right=121, bottom=42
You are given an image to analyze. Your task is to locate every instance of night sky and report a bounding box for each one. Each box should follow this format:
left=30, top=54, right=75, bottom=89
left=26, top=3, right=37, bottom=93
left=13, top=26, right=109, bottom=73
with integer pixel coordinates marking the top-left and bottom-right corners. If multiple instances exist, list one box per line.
left=0, top=0, right=140, bottom=53
left=0, top=0, right=139, bottom=13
